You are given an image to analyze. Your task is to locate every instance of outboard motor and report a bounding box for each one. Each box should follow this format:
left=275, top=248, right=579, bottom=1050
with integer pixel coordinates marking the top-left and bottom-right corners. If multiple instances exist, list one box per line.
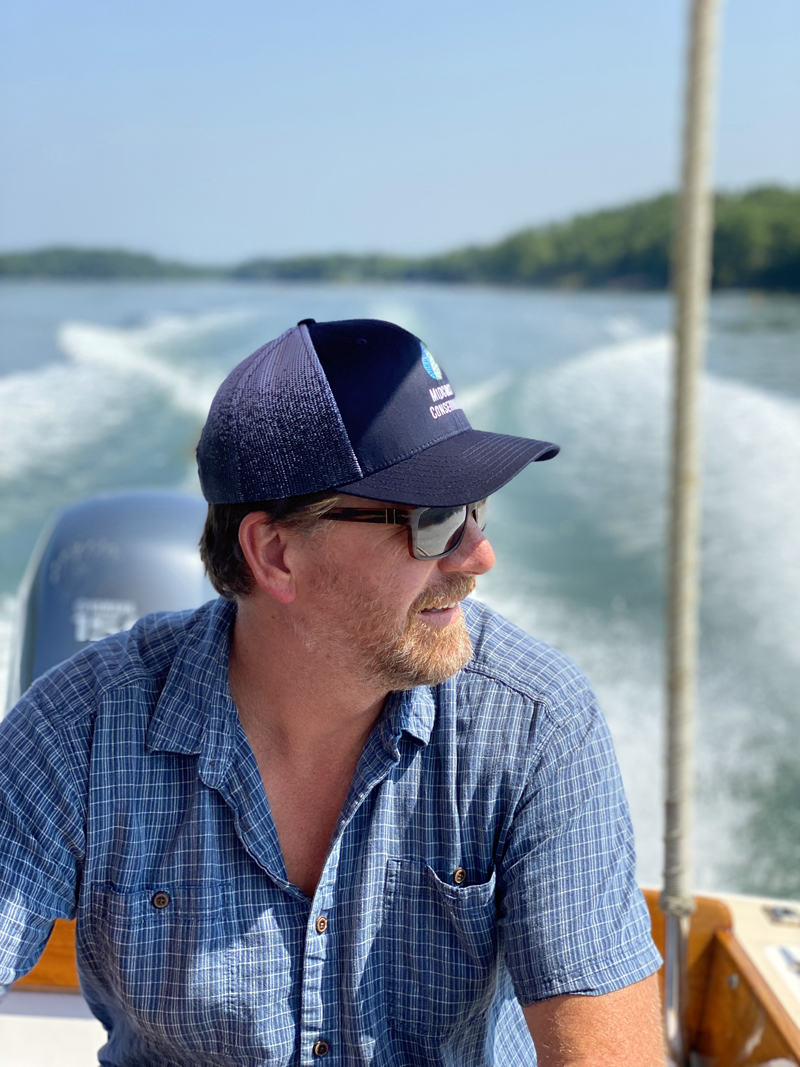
left=5, top=491, right=216, bottom=714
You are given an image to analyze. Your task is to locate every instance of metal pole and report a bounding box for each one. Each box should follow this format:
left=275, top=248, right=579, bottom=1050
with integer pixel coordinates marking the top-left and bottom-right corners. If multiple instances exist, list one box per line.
left=662, top=1, right=722, bottom=1064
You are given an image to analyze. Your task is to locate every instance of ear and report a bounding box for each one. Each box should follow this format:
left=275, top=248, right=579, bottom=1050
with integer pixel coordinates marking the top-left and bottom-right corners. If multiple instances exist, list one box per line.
left=238, top=512, right=297, bottom=605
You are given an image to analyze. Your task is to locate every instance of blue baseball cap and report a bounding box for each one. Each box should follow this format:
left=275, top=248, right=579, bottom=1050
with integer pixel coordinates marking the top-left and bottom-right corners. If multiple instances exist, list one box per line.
left=197, top=318, right=559, bottom=507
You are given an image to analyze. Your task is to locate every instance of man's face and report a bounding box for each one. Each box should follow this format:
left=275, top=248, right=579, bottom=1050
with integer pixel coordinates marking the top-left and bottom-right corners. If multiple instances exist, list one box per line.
left=289, top=495, right=496, bottom=691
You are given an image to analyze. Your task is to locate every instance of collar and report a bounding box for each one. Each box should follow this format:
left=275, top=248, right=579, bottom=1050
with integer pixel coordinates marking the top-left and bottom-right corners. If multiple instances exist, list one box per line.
left=376, top=684, right=436, bottom=759
left=145, top=597, right=239, bottom=786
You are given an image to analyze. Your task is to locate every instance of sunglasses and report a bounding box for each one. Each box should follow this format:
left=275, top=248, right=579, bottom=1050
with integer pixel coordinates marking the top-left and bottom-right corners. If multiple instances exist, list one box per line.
left=323, top=500, right=488, bottom=560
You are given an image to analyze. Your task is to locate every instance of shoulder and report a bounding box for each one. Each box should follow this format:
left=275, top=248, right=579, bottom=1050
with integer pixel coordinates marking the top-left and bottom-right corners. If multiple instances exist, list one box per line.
left=444, top=599, right=613, bottom=795
left=459, top=597, right=597, bottom=724
left=6, top=599, right=225, bottom=731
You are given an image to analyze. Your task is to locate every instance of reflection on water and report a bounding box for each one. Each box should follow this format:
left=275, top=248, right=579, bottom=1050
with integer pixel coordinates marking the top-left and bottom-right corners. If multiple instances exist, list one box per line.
left=0, top=281, right=798, bottom=895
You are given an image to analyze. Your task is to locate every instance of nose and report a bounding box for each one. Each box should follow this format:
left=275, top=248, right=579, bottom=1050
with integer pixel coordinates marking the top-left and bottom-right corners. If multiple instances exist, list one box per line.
left=438, top=516, right=495, bottom=576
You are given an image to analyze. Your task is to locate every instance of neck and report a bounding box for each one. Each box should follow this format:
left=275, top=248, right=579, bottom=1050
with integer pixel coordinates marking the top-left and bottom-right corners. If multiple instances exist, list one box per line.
left=228, top=592, right=388, bottom=760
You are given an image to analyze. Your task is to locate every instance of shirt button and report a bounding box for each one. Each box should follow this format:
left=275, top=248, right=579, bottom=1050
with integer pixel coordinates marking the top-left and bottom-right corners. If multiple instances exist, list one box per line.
left=315, top=915, right=328, bottom=934
left=152, top=891, right=170, bottom=909
left=312, top=1039, right=330, bottom=1056
left=453, top=867, right=467, bottom=885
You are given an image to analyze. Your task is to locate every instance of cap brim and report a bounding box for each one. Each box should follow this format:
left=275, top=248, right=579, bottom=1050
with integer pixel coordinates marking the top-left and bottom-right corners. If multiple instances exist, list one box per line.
left=334, top=429, right=559, bottom=507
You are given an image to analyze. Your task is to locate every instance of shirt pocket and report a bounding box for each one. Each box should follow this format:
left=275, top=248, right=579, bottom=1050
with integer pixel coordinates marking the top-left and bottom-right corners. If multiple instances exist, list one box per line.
left=383, top=859, right=499, bottom=1038
left=83, top=883, right=237, bottom=1058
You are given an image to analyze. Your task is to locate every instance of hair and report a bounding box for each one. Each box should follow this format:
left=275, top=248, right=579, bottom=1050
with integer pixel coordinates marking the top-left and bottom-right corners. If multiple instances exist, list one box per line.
left=199, top=490, right=341, bottom=600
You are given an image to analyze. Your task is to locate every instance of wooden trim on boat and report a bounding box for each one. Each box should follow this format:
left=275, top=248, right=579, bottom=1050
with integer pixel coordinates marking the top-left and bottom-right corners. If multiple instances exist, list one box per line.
left=700, top=928, right=800, bottom=1065
left=12, top=919, right=79, bottom=993
left=643, top=888, right=800, bottom=1064
left=642, top=887, right=733, bottom=1043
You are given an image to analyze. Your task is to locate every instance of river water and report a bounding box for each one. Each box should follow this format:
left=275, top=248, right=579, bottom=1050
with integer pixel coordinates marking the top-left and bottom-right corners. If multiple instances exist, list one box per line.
left=1, top=281, right=798, bottom=896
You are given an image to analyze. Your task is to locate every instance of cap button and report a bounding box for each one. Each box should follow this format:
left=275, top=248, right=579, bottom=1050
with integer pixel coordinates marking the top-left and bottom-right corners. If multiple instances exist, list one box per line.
left=297, top=318, right=316, bottom=326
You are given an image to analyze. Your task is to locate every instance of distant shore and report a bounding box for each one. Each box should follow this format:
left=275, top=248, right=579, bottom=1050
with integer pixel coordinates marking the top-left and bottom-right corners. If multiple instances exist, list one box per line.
left=2, top=186, right=798, bottom=292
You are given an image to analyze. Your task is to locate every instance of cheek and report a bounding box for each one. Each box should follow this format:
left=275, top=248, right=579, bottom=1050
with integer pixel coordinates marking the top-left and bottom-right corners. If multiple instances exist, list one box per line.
left=392, top=569, right=441, bottom=617
left=351, top=565, right=431, bottom=625
left=302, top=527, right=437, bottom=610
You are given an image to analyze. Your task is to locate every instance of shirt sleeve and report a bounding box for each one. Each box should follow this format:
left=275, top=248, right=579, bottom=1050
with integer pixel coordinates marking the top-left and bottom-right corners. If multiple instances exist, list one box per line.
left=497, top=688, right=661, bottom=1004
left=0, top=686, right=87, bottom=987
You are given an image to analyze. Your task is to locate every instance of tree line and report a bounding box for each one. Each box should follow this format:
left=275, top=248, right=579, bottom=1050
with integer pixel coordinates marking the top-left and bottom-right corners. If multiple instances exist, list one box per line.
left=2, top=186, right=797, bottom=291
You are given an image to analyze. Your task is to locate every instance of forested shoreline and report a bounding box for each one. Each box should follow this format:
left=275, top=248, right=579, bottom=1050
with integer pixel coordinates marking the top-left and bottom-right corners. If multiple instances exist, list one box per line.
left=2, top=186, right=798, bottom=291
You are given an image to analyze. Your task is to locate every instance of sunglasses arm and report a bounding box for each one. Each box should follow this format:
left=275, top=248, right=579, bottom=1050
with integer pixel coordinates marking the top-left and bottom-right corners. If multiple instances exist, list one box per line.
left=323, top=508, right=413, bottom=527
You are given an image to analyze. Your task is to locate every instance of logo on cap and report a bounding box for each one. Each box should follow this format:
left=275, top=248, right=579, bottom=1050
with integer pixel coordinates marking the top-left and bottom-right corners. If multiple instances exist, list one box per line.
left=420, top=343, right=443, bottom=381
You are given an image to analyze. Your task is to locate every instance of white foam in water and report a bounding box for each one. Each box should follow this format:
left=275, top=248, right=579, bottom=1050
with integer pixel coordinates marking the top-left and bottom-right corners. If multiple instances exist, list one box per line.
left=458, top=374, right=513, bottom=413
left=58, top=319, right=220, bottom=418
left=603, top=315, right=646, bottom=342
left=526, top=334, right=800, bottom=664
left=0, top=360, right=143, bottom=483
left=0, top=314, right=228, bottom=488
left=474, top=331, right=800, bottom=888
left=525, top=333, right=673, bottom=556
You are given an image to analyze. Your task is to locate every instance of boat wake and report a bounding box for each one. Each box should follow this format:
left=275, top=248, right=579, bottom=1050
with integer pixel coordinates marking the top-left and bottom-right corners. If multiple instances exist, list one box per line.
left=0, top=312, right=237, bottom=537
left=466, top=332, right=800, bottom=889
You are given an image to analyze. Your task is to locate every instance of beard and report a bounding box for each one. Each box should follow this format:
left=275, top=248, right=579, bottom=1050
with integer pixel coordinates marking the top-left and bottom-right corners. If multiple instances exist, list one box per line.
left=360, top=573, right=476, bottom=690
left=299, top=561, right=476, bottom=691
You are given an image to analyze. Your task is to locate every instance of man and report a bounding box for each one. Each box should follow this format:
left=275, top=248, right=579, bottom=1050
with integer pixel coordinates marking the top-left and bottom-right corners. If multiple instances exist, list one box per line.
left=0, top=318, right=664, bottom=1065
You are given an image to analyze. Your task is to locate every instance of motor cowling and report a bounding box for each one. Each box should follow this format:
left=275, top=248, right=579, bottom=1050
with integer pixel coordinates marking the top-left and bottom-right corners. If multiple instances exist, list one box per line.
left=5, top=491, right=216, bottom=713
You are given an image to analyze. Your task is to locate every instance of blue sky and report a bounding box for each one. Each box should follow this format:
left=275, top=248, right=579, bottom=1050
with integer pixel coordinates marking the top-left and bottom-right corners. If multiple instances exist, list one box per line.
left=1, top=0, right=798, bottom=261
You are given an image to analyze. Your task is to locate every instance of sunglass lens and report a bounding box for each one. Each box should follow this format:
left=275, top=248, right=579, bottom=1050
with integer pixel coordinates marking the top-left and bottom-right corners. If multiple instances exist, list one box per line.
left=415, top=506, right=469, bottom=558
left=474, top=499, right=488, bottom=531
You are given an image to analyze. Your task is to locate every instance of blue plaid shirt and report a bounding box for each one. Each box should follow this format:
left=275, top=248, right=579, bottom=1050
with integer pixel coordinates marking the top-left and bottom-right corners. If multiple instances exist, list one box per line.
left=0, top=596, right=659, bottom=1066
